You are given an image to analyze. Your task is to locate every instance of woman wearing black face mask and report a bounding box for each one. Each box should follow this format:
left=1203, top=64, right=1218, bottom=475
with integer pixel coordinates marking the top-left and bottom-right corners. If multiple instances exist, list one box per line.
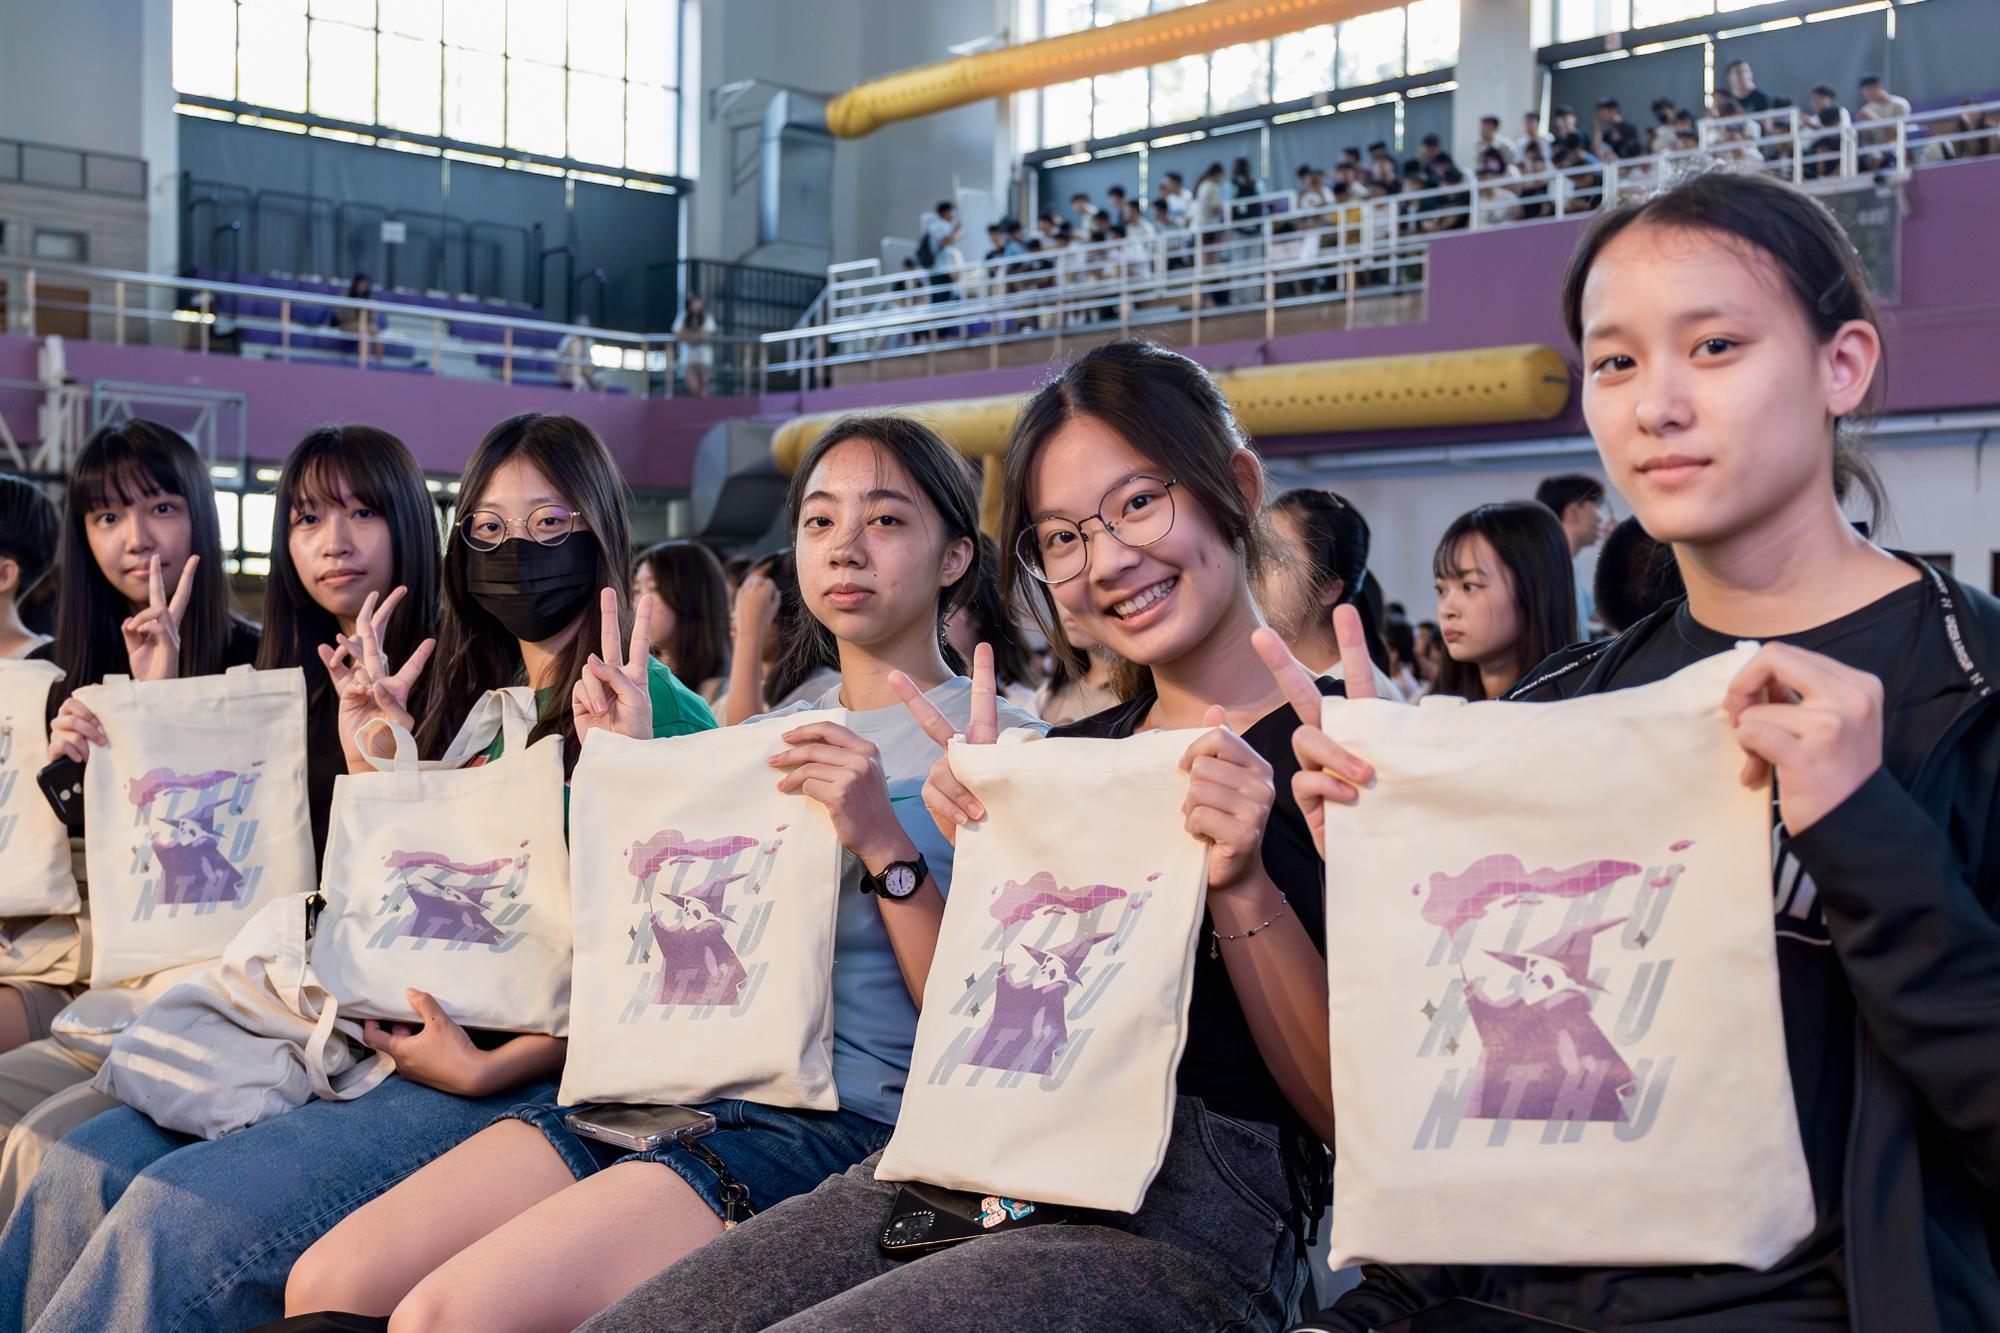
left=0, top=415, right=718, bottom=1333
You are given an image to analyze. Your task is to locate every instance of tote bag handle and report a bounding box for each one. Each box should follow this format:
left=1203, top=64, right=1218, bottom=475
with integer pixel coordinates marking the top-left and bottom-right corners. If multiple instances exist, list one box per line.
left=355, top=687, right=539, bottom=774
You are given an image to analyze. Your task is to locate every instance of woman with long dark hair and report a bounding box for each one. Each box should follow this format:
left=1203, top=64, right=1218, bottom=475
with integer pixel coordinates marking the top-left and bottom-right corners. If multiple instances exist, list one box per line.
left=1430, top=500, right=1577, bottom=700
left=943, top=533, right=1041, bottom=711
left=1257, top=487, right=1400, bottom=698
left=258, top=424, right=440, bottom=852
left=1, top=413, right=718, bottom=1330
left=721, top=548, right=838, bottom=725
left=1295, top=170, right=2000, bottom=1329
left=277, top=413, right=1039, bottom=1329
left=631, top=539, right=730, bottom=704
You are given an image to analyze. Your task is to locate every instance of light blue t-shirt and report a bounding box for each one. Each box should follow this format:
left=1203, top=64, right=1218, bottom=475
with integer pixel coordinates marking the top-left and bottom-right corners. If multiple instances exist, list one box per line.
left=753, top=676, right=1043, bottom=1125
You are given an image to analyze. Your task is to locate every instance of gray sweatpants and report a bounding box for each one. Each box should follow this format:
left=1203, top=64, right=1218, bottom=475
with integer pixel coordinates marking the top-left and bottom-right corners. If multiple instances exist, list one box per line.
left=580, top=1096, right=1310, bottom=1333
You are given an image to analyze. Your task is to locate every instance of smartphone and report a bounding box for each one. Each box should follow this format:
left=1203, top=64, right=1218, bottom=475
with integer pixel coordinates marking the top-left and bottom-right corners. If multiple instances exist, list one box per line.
left=562, top=1103, right=717, bottom=1153
left=879, top=1181, right=1075, bottom=1258
left=36, top=755, right=87, bottom=834
left=1374, top=1298, right=1595, bottom=1333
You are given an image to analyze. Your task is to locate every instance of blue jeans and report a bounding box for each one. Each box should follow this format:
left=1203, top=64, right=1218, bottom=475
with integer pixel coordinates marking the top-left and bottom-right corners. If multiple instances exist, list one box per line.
left=0, top=1074, right=556, bottom=1333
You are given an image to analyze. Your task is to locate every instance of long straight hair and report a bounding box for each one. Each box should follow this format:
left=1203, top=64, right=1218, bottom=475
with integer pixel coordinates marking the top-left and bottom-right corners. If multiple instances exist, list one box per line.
left=54, top=420, right=234, bottom=703
left=417, top=413, right=630, bottom=769
left=1268, top=487, right=1391, bottom=674
left=999, top=340, right=1264, bottom=699
left=633, top=539, right=731, bottom=690
left=781, top=413, right=983, bottom=685
left=1431, top=501, right=1577, bottom=701
left=256, top=426, right=441, bottom=718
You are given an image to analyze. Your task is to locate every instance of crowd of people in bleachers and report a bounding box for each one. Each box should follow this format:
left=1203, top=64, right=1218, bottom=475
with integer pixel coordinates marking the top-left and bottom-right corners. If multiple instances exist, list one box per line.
left=889, top=60, right=1997, bottom=343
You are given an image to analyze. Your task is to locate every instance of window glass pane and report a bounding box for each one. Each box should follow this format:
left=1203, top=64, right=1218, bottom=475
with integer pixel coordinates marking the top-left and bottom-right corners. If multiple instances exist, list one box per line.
left=308, top=0, right=372, bottom=22
left=1150, top=53, right=1209, bottom=125
left=443, top=0, right=502, bottom=50
left=1095, top=0, right=1146, bottom=23
left=379, top=33, right=442, bottom=135
left=626, top=81, right=674, bottom=174
left=1093, top=67, right=1148, bottom=138
left=568, top=70, right=625, bottom=165
left=627, top=0, right=676, bottom=85
left=1209, top=40, right=1271, bottom=114
left=173, top=0, right=237, bottom=98
left=239, top=0, right=308, bottom=113
left=508, top=1, right=566, bottom=60
left=1632, top=0, right=1710, bottom=20
left=1043, top=79, right=1091, bottom=147
left=1405, top=0, right=1458, bottom=73
left=215, top=492, right=240, bottom=554
left=1043, top=0, right=1092, bottom=37
left=242, top=493, right=276, bottom=554
left=507, top=58, right=567, bottom=155
left=1336, top=7, right=1405, bottom=86
left=1557, top=0, right=1629, bottom=41
left=569, top=0, right=625, bottom=76
left=445, top=45, right=505, bottom=143
left=308, top=20, right=376, bottom=122
left=382, top=0, right=441, bottom=42
left=1271, top=26, right=1334, bottom=102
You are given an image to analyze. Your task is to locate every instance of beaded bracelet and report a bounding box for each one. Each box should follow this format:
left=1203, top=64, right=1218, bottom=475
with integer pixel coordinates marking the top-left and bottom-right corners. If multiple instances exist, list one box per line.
left=1209, top=899, right=1291, bottom=959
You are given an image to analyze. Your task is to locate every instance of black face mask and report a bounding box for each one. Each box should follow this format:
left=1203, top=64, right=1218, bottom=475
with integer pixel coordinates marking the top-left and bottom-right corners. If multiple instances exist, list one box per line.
left=464, top=537, right=599, bottom=642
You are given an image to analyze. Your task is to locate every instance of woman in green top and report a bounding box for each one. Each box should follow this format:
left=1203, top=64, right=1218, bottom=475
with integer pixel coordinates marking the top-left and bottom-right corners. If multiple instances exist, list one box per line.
left=0, top=414, right=715, bottom=1333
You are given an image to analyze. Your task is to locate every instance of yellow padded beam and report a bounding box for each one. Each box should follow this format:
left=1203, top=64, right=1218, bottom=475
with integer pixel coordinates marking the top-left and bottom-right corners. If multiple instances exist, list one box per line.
left=827, top=0, right=1385, bottom=138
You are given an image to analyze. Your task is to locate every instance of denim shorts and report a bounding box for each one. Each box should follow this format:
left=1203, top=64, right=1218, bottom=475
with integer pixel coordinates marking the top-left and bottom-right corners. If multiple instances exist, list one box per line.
left=500, top=1097, right=895, bottom=1226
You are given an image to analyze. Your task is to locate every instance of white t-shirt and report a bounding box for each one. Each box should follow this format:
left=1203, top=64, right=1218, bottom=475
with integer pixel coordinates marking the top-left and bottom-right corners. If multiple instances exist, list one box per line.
left=923, top=216, right=957, bottom=272
left=671, top=311, right=716, bottom=367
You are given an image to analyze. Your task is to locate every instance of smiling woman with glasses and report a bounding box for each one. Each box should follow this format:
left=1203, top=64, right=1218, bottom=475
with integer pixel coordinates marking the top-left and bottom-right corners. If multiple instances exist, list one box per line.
left=1018, top=475, right=1179, bottom=585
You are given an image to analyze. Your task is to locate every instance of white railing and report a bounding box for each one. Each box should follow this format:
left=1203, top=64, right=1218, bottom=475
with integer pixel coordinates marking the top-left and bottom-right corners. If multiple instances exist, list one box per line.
left=0, top=262, right=769, bottom=399
left=767, top=98, right=1999, bottom=383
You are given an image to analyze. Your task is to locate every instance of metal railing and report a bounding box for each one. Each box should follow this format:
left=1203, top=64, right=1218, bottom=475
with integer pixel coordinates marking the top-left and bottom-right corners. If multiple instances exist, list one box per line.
left=766, top=98, right=1999, bottom=383
left=0, top=261, right=772, bottom=399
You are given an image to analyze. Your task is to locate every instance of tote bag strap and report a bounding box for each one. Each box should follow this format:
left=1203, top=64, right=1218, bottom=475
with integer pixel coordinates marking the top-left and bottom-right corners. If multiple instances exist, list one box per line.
left=436, top=687, right=539, bottom=767
left=301, top=993, right=394, bottom=1102
left=358, top=719, right=424, bottom=775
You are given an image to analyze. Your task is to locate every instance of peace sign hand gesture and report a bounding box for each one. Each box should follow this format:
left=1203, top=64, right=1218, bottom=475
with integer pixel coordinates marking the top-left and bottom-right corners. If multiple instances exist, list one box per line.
left=1252, top=603, right=1379, bottom=858
left=573, top=587, right=655, bottom=745
left=123, top=554, right=199, bottom=682
left=317, top=586, right=436, bottom=772
left=890, top=642, right=1000, bottom=846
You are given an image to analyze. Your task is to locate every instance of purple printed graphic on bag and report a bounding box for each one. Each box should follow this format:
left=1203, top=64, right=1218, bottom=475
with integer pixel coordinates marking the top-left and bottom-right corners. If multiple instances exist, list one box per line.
left=1409, top=849, right=1689, bottom=1146
left=617, top=826, right=786, bottom=1018
left=124, top=765, right=264, bottom=909
left=369, top=844, right=532, bottom=948
left=928, top=869, right=1161, bottom=1090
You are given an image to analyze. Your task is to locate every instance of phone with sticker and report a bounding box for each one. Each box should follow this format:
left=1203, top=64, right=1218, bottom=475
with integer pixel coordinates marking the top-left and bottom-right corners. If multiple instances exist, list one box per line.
left=879, top=1182, right=1075, bottom=1258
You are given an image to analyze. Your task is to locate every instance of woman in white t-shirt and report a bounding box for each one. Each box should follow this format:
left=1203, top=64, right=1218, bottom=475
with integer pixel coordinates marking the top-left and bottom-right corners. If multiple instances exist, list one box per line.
left=670, top=295, right=718, bottom=397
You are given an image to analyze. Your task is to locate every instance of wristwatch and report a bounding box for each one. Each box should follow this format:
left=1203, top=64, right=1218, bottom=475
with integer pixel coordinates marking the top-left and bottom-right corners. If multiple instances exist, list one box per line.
left=862, top=853, right=930, bottom=900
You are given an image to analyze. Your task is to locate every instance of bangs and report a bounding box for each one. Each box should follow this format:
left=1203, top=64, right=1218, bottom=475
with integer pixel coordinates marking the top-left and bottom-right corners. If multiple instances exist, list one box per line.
left=287, top=449, right=379, bottom=515
left=71, top=440, right=182, bottom=515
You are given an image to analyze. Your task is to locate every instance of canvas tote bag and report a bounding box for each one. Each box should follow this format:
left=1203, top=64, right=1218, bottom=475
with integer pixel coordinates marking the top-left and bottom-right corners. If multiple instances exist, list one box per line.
left=560, top=711, right=846, bottom=1110
left=0, top=659, right=80, bottom=917
left=1317, top=644, right=1814, bottom=1269
left=73, top=666, right=314, bottom=985
left=92, top=892, right=393, bottom=1138
left=876, top=729, right=1209, bottom=1213
left=311, top=690, right=572, bottom=1035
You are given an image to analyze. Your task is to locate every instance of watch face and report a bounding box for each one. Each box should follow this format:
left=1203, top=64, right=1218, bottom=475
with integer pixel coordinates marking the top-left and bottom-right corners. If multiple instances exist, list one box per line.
left=886, top=865, right=917, bottom=897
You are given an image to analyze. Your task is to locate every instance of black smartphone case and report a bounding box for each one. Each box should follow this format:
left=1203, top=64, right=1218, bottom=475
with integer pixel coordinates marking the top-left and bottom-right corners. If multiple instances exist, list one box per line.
left=879, top=1181, right=1075, bottom=1258
left=36, top=756, right=86, bottom=834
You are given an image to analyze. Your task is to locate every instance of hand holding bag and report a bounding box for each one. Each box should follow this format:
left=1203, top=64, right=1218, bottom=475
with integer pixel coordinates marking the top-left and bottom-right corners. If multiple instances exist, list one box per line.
left=0, top=659, right=80, bottom=917
left=876, top=729, right=1210, bottom=1213
left=1316, top=644, right=1814, bottom=1269
left=73, top=666, right=315, bottom=984
left=561, top=712, right=846, bottom=1110
left=89, top=892, right=393, bottom=1138
left=311, top=696, right=571, bottom=1035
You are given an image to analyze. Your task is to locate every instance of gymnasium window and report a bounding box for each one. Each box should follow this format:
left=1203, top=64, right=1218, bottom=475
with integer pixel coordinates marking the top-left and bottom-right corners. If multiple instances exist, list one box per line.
left=1033, top=0, right=1460, bottom=151
left=170, top=0, right=692, bottom=177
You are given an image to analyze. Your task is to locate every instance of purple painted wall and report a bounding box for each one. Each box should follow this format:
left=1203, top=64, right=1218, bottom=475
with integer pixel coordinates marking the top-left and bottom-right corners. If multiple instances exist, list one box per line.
left=0, top=335, right=755, bottom=489
left=6, top=160, right=1996, bottom=486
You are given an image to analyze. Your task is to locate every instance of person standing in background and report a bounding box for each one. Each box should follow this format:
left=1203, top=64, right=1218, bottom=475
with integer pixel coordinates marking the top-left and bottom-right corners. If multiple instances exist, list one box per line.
left=671, top=295, right=717, bottom=398
left=1535, top=473, right=1610, bottom=636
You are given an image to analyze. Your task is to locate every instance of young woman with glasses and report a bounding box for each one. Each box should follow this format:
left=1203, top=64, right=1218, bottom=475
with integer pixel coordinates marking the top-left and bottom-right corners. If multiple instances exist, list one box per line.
left=581, top=340, right=1358, bottom=1333
left=1, top=414, right=718, bottom=1331
left=275, top=412, right=1040, bottom=1330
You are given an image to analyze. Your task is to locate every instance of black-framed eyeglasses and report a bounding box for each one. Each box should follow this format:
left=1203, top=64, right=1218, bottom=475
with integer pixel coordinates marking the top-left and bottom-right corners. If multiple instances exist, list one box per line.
left=459, top=505, right=585, bottom=551
left=1017, top=476, right=1179, bottom=586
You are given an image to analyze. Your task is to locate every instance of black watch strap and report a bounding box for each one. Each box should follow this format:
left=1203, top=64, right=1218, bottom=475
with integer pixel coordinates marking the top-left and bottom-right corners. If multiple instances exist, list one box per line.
left=863, top=853, right=929, bottom=899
